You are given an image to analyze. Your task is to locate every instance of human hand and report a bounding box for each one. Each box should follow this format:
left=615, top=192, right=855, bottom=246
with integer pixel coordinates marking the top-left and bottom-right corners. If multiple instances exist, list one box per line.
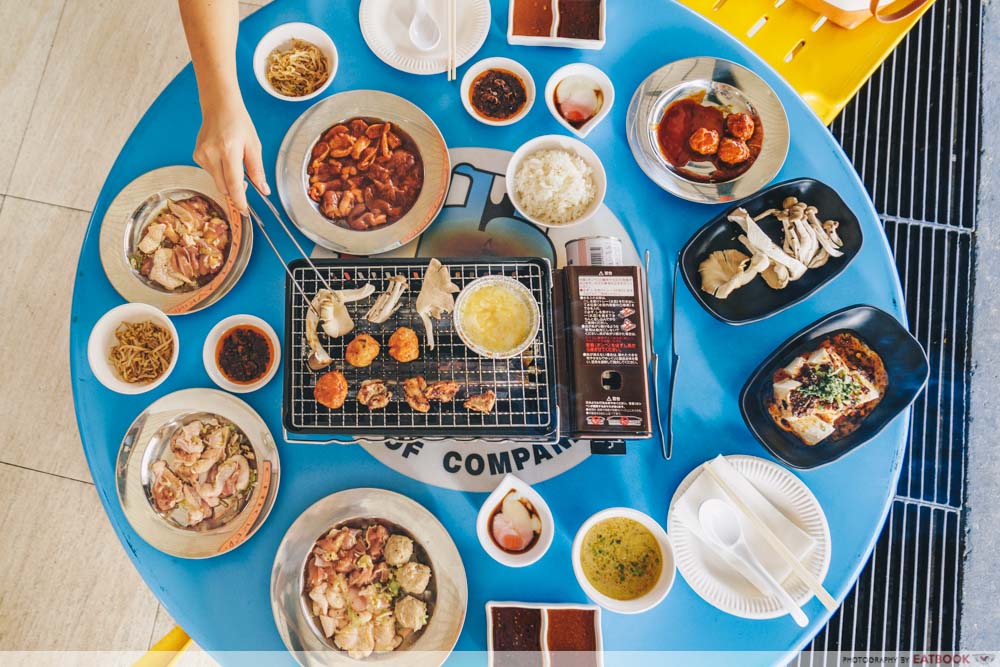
left=193, top=101, right=269, bottom=212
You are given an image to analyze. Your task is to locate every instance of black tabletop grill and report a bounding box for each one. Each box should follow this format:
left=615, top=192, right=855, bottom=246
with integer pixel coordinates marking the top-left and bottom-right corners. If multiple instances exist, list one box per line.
left=282, top=257, right=559, bottom=443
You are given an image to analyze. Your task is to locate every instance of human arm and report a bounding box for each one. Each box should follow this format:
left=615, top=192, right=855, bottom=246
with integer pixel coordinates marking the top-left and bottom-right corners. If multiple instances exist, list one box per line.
left=178, top=0, right=269, bottom=211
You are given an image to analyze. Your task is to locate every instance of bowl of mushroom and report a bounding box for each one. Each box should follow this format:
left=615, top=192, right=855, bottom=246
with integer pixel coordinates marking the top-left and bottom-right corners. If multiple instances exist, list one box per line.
left=679, top=178, right=864, bottom=325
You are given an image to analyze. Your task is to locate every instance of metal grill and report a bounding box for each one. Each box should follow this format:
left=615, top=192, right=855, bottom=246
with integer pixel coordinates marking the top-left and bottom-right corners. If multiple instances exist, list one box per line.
left=282, top=257, right=559, bottom=441
left=796, top=0, right=980, bottom=660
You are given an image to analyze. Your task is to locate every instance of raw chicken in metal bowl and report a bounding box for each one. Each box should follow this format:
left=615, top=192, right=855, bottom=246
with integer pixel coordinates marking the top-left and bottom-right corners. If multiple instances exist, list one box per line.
left=303, top=519, right=435, bottom=658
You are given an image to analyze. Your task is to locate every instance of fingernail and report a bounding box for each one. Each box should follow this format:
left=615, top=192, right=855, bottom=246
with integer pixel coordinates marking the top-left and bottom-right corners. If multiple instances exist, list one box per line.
left=263, top=183, right=272, bottom=196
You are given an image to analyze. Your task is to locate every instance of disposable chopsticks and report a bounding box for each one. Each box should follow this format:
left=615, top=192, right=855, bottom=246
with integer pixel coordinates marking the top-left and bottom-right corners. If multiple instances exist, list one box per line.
left=701, top=463, right=838, bottom=611
left=447, top=0, right=457, bottom=81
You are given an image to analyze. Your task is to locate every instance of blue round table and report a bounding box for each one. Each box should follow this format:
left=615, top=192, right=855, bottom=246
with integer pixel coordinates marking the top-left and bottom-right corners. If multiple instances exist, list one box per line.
left=69, top=1, right=909, bottom=664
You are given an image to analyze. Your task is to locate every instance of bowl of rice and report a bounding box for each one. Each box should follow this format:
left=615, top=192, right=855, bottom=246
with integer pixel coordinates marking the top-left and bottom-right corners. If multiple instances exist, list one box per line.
left=505, top=135, right=606, bottom=227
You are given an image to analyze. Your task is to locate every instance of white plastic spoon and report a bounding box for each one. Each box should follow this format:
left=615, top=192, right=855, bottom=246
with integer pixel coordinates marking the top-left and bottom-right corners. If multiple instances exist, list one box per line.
left=698, top=498, right=809, bottom=627
left=409, top=0, right=441, bottom=51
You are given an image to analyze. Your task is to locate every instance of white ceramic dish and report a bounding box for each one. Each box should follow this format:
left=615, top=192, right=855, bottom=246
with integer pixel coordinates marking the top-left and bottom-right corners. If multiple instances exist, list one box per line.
left=545, top=63, right=614, bottom=138
left=460, top=57, right=536, bottom=126
left=360, top=0, right=491, bottom=75
left=88, top=303, right=178, bottom=395
left=505, top=134, right=607, bottom=229
left=485, top=601, right=604, bottom=666
left=453, top=276, right=541, bottom=360
left=202, top=314, right=281, bottom=394
left=666, top=455, right=832, bottom=619
left=253, top=22, right=338, bottom=102
left=476, top=474, right=554, bottom=567
left=506, top=0, right=606, bottom=49
left=571, top=507, right=676, bottom=614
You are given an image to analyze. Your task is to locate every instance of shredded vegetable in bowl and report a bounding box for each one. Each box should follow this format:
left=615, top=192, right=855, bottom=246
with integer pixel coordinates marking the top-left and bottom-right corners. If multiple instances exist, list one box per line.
left=109, top=320, right=174, bottom=384
left=265, top=38, right=330, bottom=97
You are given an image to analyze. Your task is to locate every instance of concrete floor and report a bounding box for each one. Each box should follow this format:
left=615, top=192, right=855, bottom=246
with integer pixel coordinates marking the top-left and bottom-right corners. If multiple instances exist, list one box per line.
left=961, top=0, right=1000, bottom=650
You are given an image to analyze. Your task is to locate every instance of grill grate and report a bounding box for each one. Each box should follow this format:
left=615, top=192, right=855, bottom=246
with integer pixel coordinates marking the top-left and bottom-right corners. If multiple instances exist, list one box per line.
left=282, top=258, right=559, bottom=440
left=797, top=0, right=980, bottom=659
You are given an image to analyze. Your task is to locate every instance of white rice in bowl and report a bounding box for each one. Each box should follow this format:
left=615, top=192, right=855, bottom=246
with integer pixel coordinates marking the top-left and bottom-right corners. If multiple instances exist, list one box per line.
left=513, top=148, right=596, bottom=225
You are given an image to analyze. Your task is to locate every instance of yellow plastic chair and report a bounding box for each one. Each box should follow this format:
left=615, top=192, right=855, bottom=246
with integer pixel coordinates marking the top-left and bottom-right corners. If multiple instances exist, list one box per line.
left=134, top=626, right=192, bottom=667
left=677, top=0, right=936, bottom=124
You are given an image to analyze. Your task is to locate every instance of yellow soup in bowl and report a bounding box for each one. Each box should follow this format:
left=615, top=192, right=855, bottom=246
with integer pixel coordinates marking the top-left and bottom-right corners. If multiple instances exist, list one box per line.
left=579, top=517, right=663, bottom=600
left=457, top=279, right=537, bottom=357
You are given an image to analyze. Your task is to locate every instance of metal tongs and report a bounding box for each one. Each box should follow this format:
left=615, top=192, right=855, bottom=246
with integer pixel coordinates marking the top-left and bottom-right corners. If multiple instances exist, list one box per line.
left=245, top=180, right=331, bottom=314
left=643, top=250, right=680, bottom=460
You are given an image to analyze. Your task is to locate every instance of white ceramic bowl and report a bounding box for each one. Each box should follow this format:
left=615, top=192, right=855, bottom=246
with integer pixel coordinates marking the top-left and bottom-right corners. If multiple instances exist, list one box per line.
left=88, top=303, right=179, bottom=395
left=203, top=315, right=281, bottom=394
left=477, top=474, right=554, bottom=567
left=460, top=57, right=535, bottom=126
left=571, top=507, right=676, bottom=614
left=505, top=134, right=607, bottom=228
left=453, top=276, right=540, bottom=360
left=545, top=63, right=615, bottom=139
left=253, top=22, right=338, bottom=102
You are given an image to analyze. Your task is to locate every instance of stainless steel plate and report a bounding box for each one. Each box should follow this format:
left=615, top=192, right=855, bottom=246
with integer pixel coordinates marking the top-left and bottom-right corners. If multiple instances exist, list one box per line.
left=99, top=166, right=253, bottom=315
left=276, top=90, right=451, bottom=256
left=115, top=388, right=280, bottom=558
left=271, top=488, right=467, bottom=667
left=626, top=57, right=790, bottom=204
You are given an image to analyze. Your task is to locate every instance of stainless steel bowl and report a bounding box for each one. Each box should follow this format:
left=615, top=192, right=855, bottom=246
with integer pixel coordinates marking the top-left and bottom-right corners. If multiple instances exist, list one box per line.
left=276, top=90, right=451, bottom=256
left=626, top=57, right=790, bottom=204
left=271, top=488, right=467, bottom=667
left=115, top=388, right=280, bottom=558
left=99, top=166, right=253, bottom=315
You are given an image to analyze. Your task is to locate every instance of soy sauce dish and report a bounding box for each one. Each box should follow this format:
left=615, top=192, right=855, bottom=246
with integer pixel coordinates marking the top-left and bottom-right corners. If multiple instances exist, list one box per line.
left=477, top=474, right=554, bottom=567
left=203, top=314, right=281, bottom=393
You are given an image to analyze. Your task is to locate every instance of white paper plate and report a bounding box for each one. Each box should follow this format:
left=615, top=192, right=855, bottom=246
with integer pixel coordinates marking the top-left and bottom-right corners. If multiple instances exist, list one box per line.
left=667, top=455, right=831, bottom=619
left=359, top=0, right=491, bottom=75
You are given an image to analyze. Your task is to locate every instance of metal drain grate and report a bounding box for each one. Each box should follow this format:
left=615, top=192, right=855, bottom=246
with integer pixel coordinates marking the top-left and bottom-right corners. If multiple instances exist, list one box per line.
left=798, top=0, right=981, bottom=660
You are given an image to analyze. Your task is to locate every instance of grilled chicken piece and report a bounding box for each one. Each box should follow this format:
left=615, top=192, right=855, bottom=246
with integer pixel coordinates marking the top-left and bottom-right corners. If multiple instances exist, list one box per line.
left=415, top=259, right=460, bottom=350
left=357, top=379, right=392, bottom=410
left=402, top=376, right=430, bottom=413
left=464, top=390, right=496, bottom=415
left=424, top=380, right=460, bottom=402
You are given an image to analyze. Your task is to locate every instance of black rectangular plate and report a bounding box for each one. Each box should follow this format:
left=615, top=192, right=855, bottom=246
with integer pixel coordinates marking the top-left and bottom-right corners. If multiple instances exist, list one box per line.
left=739, top=304, right=929, bottom=469
left=680, top=178, right=864, bottom=324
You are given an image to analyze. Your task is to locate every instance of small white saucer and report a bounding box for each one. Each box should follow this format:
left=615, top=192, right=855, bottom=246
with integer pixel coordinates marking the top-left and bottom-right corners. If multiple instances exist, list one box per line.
left=202, top=314, right=281, bottom=394
left=477, top=474, right=554, bottom=567
left=667, top=455, right=831, bottom=619
left=359, top=0, right=491, bottom=75
left=545, top=63, right=615, bottom=138
left=253, top=22, right=338, bottom=102
left=88, top=303, right=178, bottom=395
left=460, top=57, right=535, bottom=126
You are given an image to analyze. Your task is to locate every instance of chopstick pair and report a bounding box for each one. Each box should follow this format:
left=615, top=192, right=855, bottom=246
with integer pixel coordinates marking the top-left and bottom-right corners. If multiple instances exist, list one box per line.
left=700, top=463, right=838, bottom=612
left=446, top=0, right=457, bottom=81
left=645, top=251, right=680, bottom=460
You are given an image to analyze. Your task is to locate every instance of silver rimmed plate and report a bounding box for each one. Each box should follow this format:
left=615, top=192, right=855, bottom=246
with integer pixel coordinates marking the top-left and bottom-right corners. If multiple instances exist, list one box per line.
left=626, top=57, right=789, bottom=204
left=276, top=90, right=451, bottom=256
left=115, top=388, right=280, bottom=558
left=271, top=488, right=467, bottom=667
left=99, top=166, right=253, bottom=315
